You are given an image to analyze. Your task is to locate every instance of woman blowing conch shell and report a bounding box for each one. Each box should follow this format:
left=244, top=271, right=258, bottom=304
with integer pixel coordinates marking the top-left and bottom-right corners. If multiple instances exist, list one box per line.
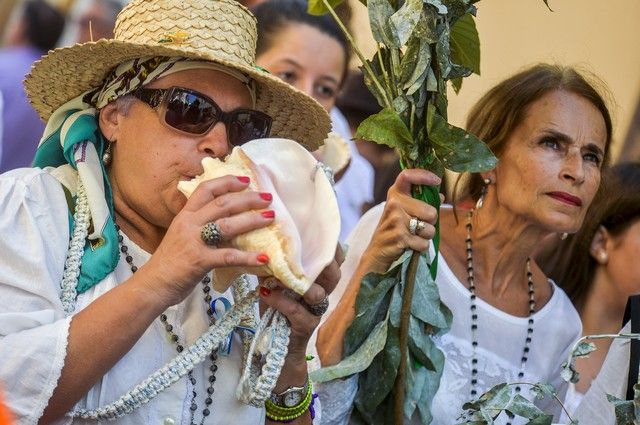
left=178, top=137, right=341, bottom=296
left=0, top=0, right=344, bottom=423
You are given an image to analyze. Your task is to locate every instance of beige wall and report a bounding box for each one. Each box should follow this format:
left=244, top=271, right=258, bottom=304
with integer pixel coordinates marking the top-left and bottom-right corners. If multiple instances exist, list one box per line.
left=348, top=0, right=640, bottom=162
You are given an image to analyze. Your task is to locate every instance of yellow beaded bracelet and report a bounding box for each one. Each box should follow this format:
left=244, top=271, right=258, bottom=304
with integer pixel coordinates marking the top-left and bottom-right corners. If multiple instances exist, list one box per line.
left=265, top=379, right=314, bottom=422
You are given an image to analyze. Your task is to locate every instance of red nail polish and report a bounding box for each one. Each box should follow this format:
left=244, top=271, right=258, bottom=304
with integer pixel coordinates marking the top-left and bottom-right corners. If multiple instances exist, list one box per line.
left=237, top=176, right=250, bottom=183
left=257, top=254, right=269, bottom=264
left=261, top=210, right=275, bottom=219
left=259, top=192, right=273, bottom=201
left=260, top=286, right=271, bottom=297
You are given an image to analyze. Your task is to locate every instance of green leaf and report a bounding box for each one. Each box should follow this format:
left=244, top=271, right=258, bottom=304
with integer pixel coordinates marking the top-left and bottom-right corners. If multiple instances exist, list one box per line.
left=425, top=0, right=448, bottom=15
left=307, top=0, right=344, bottom=15
left=530, top=383, right=557, bottom=400
left=435, top=23, right=453, bottom=79
left=399, top=37, right=431, bottom=93
left=426, top=104, right=497, bottom=172
left=390, top=0, right=423, bottom=47
left=506, top=394, right=545, bottom=418
left=451, top=77, right=463, bottom=94
left=408, top=316, right=445, bottom=371
left=450, top=12, right=481, bottom=75
left=573, top=341, right=597, bottom=358
left=416, top=362, right=444, bottom=424
left=368, top=0, right=399, bottom=47
left=525, top=415, right=554, bottom=425
left=460, top=383, right=512, bottom=422
left=404, top=360, right=428, bottom=419
left=344, top=270, right=397, bottom=355
left=408, top=253, right=452, bottom=330
left=310, top=318, right=389, bottom=383
left=361, top=48, right=393, bottom=108
left=607, top=394, right=635, bottom=425
left=356, top=107, right=414, bottom=150
left=355, top=324, right=401, bottom=413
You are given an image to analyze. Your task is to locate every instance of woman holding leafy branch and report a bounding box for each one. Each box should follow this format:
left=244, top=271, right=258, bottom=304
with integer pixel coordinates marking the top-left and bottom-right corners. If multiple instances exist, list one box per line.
left=316, top=64, right=613, bottom=424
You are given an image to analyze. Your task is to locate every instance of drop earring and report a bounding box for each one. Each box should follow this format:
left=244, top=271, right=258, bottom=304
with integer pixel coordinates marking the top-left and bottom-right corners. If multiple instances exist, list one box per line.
left=103, top=141, right=113, bottom=167
left=475, top=177, right=491, bottom=210
left=560, top=232, right=568, bottom=240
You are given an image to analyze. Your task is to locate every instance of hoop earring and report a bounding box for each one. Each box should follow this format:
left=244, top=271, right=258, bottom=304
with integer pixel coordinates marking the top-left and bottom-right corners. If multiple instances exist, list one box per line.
left=475, top=178, right=491, bottom=210
left=103, top=141, right=113, bottom=167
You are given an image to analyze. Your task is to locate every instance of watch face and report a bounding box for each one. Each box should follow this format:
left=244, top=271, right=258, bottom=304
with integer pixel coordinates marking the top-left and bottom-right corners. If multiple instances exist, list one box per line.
left=283, top=391, right=303, bottom=407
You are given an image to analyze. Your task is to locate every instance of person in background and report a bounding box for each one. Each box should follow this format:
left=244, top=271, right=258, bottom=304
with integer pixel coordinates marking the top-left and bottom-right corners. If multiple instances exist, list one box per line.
left=317, top=64, right=612, bottom=424
left=541, top=163, right=640, bottom=422
left=75, top=0, right=123, bottom=43
left=253, top=0, right=374, bottom=241
left=0, top=91, right=4, bottom=166
left=335, top=69, right=401, bottom=212
left=0, top=0, right=65, bottom=173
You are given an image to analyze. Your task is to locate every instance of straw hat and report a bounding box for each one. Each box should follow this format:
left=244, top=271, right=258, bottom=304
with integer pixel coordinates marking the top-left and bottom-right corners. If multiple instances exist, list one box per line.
left=24, top=0, right=331, bottom=150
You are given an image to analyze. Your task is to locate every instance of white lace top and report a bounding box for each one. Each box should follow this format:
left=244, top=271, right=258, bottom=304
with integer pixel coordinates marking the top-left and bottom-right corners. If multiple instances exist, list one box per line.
left=316, top=203, right=582, bottom=425
left=0, top=168, right=266, bottom=425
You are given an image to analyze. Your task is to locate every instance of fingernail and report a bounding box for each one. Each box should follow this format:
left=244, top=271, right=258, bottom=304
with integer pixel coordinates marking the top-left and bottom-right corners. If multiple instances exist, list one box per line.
left=260, top=286, right=271, bottom=297
left=257, top=253, right=269, bottom=264
left=237, top=176, right=250, bottom=183
left=259, top=192, right=273, bottom=201
left=261, top=210, right=275, bottom=219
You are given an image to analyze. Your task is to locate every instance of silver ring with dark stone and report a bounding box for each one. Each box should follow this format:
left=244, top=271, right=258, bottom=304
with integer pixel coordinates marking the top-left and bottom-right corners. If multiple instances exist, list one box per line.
left=201, top=222, right=223, bottom=246
left=304, top=296, right=329, bottom=316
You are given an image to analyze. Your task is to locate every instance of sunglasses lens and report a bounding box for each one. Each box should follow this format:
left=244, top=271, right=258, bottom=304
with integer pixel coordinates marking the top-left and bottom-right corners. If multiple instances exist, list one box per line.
left=165, top=90, right=217, bottom=135
left=228, top=111, right=272, bottom=146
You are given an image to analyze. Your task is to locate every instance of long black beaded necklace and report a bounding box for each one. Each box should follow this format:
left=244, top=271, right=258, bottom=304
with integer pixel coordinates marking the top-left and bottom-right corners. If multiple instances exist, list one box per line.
left=465, top=210, right=535, bottom=424
left=116, top=229, right=218, bottom=425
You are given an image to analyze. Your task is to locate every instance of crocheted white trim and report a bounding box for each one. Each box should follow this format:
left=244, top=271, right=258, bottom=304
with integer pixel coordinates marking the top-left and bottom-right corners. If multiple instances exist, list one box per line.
left=59, top=186, right=291, bottom=419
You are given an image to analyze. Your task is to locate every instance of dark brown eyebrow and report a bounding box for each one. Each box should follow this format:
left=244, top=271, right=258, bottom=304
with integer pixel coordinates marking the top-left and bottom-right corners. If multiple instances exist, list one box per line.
left=542, top=128, right=605, bottom=158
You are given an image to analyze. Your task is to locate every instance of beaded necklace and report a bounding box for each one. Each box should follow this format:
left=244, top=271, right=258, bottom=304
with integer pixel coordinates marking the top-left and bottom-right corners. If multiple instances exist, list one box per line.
left=117, top=229, right=218, bottom=425
left=465, top=210, right=535, bottom=421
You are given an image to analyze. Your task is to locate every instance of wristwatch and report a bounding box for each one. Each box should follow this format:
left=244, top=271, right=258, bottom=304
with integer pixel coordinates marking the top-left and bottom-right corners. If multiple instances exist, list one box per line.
left=269, top=380, right=309, bottom=407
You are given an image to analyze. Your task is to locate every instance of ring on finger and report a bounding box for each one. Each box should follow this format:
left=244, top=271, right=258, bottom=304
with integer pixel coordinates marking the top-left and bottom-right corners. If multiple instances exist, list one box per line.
left=409, top=217, right=419, bottom=235
left=415, top=219, right=427, bottom=234
left=201, top=221, right=223, bottom=246
left=302, top=296, right=329, bottom=317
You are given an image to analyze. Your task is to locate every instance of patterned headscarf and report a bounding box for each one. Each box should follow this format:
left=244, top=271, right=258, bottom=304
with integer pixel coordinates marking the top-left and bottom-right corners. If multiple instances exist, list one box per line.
left=33, top=56, right=255, bottom=294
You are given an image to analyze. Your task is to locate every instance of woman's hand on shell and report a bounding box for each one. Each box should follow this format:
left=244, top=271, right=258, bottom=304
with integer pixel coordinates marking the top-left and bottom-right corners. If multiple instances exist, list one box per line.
left=364, top=169, right=441, bottom=274
left=143, top=175, right=273, bottom=307
left=258, top=244, right=345, bottom=359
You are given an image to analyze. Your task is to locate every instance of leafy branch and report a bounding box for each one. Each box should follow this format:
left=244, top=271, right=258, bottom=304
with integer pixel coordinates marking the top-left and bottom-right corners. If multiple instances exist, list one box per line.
left=456, top=382, right=575, bottom=425
left=308, top=0, right=494, bottom=423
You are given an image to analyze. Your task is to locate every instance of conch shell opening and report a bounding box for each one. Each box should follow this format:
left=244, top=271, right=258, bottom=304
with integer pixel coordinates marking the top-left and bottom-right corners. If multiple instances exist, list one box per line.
left=177, top=138, right=341, bottom=295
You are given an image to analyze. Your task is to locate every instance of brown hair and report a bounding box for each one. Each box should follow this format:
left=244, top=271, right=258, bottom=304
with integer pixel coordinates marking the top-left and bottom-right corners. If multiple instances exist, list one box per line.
left=454, top=63, right=614, bottom=205
left=541, top=163, right=640, bottom=311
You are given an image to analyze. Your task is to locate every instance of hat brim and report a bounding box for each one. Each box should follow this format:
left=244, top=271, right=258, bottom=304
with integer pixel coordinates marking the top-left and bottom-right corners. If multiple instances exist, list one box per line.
left=24, top=40, right=331, bottom=151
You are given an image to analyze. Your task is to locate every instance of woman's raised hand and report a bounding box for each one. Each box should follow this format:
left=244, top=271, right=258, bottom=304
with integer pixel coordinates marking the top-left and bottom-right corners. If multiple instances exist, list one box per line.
left=258, top=244, right=344, bottom=357
left=363, top=169, right=441, bottom=274
left=142, top=175, right=274, bottom=307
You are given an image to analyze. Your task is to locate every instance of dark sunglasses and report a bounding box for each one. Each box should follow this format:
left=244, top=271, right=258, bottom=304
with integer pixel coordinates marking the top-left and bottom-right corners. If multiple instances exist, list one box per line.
left=131, top=86, right=272, bottom=146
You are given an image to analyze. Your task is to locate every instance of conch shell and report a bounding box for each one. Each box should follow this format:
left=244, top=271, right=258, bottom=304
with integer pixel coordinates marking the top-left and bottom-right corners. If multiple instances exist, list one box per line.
left=178, top=138, right=340, bottom=295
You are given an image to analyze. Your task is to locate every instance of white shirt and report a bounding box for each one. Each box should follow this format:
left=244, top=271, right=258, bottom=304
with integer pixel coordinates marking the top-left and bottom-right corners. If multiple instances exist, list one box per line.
left=316, top=203, right=582, bottom=424
left=571, top=321, right=632, bottom=424
left=0, top=168, right=265, bottom=425
left=330, top=108, right=374, bottom=242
